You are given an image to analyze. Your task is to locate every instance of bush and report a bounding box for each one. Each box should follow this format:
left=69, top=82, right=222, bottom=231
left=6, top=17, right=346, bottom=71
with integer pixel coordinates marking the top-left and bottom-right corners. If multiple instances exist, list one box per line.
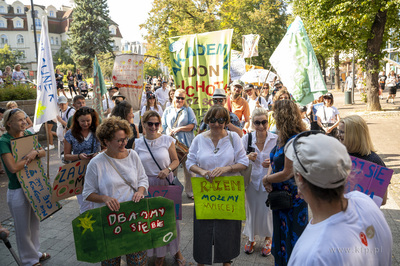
left=0, top=83, right=37, bottom=101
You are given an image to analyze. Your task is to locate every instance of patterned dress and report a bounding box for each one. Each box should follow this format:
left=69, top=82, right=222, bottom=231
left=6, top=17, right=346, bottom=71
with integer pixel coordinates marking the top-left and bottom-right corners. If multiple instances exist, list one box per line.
left=270, top=136, right=308, bottom=266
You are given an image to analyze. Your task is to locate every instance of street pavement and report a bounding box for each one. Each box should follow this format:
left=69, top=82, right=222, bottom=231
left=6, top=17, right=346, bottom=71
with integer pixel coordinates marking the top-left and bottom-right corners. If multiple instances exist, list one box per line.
left=1, top=90, right=399, bottom=265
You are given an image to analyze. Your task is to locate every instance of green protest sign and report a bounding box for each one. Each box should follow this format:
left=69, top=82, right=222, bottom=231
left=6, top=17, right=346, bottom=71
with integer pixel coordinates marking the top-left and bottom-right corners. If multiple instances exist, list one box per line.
left=192, top=176, right=246, bottom=220
left=72, top=197, right=177, bottom=263
left=168, top=29, right=233, bottom=122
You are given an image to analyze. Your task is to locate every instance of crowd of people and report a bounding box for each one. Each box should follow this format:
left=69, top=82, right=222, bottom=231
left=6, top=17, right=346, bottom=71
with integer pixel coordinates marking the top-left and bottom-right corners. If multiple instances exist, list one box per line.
left=0, top=74, right=394, bottom=266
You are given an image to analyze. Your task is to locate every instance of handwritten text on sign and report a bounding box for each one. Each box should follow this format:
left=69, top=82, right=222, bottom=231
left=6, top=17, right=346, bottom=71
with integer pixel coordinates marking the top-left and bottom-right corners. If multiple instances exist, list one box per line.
left=146, top=185, right=183, bottom=220
left=51, top=160, right=89, bottom=202
left=11, top=134, right=61, bottom=221
left=345, top=156, right=393, bottom=206
left=72, top=198, right=177, bottom=263
left=192, top=176, right=245, bottom=220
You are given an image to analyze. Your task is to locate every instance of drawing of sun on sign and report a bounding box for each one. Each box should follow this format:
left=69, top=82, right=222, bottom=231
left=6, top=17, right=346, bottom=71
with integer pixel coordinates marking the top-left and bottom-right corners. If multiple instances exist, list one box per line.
left=76, top=212, right=96, bottom=235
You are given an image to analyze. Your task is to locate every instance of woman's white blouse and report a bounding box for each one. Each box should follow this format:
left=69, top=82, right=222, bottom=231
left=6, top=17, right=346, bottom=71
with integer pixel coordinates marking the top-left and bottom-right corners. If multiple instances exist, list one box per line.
left=186, top=132, right=249, bottom=176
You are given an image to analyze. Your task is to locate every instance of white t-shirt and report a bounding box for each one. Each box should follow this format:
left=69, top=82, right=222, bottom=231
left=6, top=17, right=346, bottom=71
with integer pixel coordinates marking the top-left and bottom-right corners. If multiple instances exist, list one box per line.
left=60, top=106, right=75, bottom=124
left=316, top=106, right=339, bottom=124
left=155, top=87, right=170, bottom=106
left=288, top=191, right=392, bottom=266
left=102, top=98, right=114, bottom=112
left=135, top=135, right=175, bottom=177
left=140, top=104, right=163, bottom=118
left=82, top=151, right=149, bottom=209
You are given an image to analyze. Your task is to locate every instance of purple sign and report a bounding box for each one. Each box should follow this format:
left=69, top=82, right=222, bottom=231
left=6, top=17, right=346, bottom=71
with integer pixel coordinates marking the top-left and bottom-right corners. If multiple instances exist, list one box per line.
left=146, top=186, right=183, bottom=220
left=345, top=156, right=393, bottom=206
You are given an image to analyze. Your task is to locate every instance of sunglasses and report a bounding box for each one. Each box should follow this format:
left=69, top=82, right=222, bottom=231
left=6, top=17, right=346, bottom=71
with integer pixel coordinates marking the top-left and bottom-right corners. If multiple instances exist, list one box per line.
left=276, top=86, right=282, bottom=89
left=209, top=117, right=227, bottom=124
left=175, top=97, right=185, bottom=101
left=213, top=99, right=224, bottom=104
left=254, top=120, right=268, bottom=126
left=147, top=122, right=160, bottom=127
left=115, top=137, right=129, bottom=144
left=293, top=130, right=324, bottom=174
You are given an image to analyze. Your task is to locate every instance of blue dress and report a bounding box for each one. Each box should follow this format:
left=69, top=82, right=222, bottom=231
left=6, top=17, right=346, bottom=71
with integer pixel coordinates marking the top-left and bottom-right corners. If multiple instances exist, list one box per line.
left=270, top=136, right=308, bottom=266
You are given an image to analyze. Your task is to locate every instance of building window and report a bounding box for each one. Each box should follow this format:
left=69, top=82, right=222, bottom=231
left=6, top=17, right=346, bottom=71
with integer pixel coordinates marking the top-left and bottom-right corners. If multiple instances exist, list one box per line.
left=50, top=37, right=54, bottom=45
left=49, top=10, right=55, bottom=17
left=16, top=20, right=22, bottom=28
left=110, top=27, right=116, bottom=35
left=36, top=33, right=40, bottom=43
left=0, top=6, right=5, bottom=14
left=35, top=18, right=41, bottom=29
left=0, top=20, right=4, bottom=28
left=55, top=37, right=59, bottom=45
left=1, top=34, right=8, bottom=44
left=17, top=34, right=24, bottom=44
left=16, top=6, right=22, bottom=14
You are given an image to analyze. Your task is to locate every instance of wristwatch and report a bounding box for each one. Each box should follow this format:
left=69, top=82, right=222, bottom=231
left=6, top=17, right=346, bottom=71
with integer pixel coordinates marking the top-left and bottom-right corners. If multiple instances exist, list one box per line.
left=167, top=167, right=172, bottom=172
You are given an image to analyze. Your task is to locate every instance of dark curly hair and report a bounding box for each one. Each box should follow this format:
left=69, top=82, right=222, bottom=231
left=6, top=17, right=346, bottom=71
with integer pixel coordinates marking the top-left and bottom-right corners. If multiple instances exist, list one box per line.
left=71, top=107, right=100, bottom=143
left=111, top=100, right=132, bottom=121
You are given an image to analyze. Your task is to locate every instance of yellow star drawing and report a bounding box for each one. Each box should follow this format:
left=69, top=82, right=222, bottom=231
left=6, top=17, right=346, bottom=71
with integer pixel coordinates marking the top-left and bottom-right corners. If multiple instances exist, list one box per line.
left=77, top=212, right=96, bottom=235
left=36, top=101, right=46, bottom=118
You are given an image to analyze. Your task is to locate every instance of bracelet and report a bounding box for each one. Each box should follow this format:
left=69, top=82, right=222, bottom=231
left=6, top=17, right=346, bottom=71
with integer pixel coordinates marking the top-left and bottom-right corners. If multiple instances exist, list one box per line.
left=35, top=149, right=39, bottom=157
left=167, top=167, right=172, bottom=172
left=78, top=154, right=81, bottom=160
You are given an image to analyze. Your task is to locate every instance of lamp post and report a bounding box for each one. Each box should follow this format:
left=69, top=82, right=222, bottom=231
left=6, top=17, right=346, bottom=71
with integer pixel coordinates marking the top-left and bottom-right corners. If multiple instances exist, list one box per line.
left=30, top=0, right=38, bottom=59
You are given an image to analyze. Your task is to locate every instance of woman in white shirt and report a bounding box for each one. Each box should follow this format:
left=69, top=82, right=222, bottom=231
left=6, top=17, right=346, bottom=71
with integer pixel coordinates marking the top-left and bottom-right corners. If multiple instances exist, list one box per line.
left=316, top=92, right=340, bottom=137
left=186, top=105, right=248, bottom=266
left=386, top=70, right=398, bottom=104
left=83, top=116, right=149, bottom=266
left=242, top=108, right=277, bottom=257
left=134, top=110, right=185, bottom=266
left=141, top=92, right=163, bottom=118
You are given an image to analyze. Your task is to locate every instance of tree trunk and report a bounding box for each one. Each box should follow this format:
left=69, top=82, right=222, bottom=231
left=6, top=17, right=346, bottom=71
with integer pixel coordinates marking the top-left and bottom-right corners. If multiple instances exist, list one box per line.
left=365, top=9, right=387, bottom=111
left=334, top=51, right=340, bottom=91
left=316, top=54, right=327, bottom=83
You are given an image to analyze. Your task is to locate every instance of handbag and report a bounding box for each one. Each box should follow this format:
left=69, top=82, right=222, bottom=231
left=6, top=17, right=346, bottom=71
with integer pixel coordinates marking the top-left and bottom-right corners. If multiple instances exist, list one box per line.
left=228, top=132, right=252, bottom=188
left=265, top=190, right=293, bottom=210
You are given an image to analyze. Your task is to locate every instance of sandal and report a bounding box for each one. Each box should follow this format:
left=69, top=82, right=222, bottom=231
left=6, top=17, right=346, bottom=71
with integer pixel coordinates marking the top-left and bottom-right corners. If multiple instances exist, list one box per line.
left=39, top=252, right=51, bottom=262
left=244, top=241, right=256, bottom=254
left=175, top=257, right=186, bottom=266
left=261, top=240, right=272, bottom=256
left=155, top=257, right=164, bottom=266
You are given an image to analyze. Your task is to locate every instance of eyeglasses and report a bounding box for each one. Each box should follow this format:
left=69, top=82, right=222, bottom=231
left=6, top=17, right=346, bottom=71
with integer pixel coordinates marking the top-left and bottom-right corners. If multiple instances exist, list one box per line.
left=147, top=122, right=160, bottom=127
left=115, top=137, right=129, bottom=144
left=213, top=99, right=224, bottom=104
left=209, top=117, right=227, bottom=124
left=293, top=130, right=324, bottom=174
left=276, top=86, right=282, bottom=89
left=175, top=97, right=185, bottom=101
left=254, top=120, right=268, bottom=126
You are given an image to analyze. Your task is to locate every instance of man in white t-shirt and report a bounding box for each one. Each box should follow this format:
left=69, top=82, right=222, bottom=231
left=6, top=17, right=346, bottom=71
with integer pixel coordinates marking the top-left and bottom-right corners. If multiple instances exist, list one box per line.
left=154, top=81, right=169, bottom=109
left=244, top=84, right=268, bottom=131
left=102, top=86, right=118, bottom=115
left=283, top=133, right=392, bottom=266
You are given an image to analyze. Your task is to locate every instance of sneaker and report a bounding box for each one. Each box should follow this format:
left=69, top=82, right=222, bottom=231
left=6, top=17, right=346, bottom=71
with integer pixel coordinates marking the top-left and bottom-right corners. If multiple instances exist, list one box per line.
left=244, top=241, right=256, bottom=254
left=45, top=144, right=55, bottom=151
left=261, top=240, right=272, bottom=256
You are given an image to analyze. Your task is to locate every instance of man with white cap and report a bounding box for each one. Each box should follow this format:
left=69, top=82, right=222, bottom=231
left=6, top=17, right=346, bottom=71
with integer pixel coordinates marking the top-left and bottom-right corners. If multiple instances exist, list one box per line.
left=284, top=132, right=392, bottom=265
left=199, top=88, right=243, bottom=136
left=225, top=80, right=250, bottom=132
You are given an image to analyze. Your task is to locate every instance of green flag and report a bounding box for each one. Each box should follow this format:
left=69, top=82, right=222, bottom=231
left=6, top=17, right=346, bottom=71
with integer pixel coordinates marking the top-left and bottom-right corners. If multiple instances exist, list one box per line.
left=269, top=16, right=327, bottom=105
left=93, top=55, right=107, bottom=117
left=168, top=29, right=233, bottom=123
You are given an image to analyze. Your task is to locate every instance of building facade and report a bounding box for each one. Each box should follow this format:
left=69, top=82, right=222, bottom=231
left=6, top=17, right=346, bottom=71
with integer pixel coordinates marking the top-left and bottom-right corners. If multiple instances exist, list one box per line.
left=0, top=0, right=122, bottom=75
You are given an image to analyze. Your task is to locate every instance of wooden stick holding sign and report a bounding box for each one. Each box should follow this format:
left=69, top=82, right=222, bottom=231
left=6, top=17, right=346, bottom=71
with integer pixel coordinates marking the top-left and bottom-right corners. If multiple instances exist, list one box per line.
left=11, top=134, right=62, bottom=221
left=191, top=175, right=246, bottom=220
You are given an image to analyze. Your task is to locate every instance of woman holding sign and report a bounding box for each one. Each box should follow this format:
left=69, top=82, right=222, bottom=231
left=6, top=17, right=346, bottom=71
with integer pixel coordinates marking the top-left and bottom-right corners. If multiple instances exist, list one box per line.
left=83, top=116, right=149, bottom=266
left=0, top=109, right=50, bottom=266
left=338, top=115, right=388, bottom=205
left=135, top=110, right=185, bottom=266
left=186, top=105, right=249, bottom=266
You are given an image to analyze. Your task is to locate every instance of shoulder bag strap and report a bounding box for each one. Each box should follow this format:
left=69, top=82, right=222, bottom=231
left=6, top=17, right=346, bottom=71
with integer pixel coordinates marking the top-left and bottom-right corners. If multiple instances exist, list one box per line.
left=143, top=136, right=173, bottom=185
left=247, top=131, right=252, bottom=153
left=103, top=152, right=137, bottom=192
left=172, top=109, right=184, bottom=129
left=323, top=106, right=327, bottom=122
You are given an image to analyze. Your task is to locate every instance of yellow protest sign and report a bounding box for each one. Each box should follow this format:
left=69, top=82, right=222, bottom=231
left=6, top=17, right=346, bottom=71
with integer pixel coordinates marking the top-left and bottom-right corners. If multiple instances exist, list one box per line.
left=191, top=176, right=245, bottom=220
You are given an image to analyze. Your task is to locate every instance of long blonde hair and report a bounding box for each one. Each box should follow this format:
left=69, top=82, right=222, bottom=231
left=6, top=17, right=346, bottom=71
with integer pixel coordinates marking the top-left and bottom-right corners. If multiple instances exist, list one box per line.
left=340, top=115, right=375, bottom=156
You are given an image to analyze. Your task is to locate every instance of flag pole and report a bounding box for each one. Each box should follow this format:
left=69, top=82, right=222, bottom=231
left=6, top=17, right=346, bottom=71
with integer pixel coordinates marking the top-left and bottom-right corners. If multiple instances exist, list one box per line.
left=44, top=121, right=50, bottom=179
left=263, top=65, right=273, bottom=86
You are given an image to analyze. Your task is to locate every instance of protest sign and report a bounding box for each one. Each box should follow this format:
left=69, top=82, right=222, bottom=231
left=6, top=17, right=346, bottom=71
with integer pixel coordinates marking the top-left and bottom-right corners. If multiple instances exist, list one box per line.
left=112, top=54, right=144, bottom=111
left=11, top=135, right=61, bottom=221
left=346, top=156, right=393, bottom=206
left=51, top=160, right=89, bottom=203
left=230, top=50, right=246, bottom=81
left=192, top=176, right=246, bottom=220
left=168, top=29, right=233, bottom=122
left=270, top=16, right=327, bottom=106
left=72, top=198, right=177, bottom=263
left=242, top=34, right=260, bottom=58
left=146, top=185, right=183, bottom=220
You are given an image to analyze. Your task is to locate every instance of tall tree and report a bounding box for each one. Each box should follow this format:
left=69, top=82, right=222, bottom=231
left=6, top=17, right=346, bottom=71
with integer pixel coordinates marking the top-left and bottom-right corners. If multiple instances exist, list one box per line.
left=0, top=44, right=24, bottom=70
left=291, top=0, right=400, bottom=111
left=68, top=0, right=113, bottom=73
left=54, top=41, right=74, bottom=66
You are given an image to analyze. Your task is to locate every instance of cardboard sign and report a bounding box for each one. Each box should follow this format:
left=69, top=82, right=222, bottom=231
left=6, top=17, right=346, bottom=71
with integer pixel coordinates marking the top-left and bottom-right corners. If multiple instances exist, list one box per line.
left=192, top=176, right=246, bottom=220
left=51, top=160, right=89, bottom=203
left=168, top=29, right=233, bottom=123
left=345, top=156, right=393, bottom=206
left=112, top=54, right=144, bottom=111
left=72, top=198, right=177, bottom=263
left=146, top=185, right=183, bottom=220
left=11, top=134, right=61, bottom=221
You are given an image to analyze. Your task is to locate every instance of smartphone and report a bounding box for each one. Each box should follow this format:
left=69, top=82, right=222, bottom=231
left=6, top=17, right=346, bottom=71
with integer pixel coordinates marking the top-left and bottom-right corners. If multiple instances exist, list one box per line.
left=86, top=153, right=95, bottom=158
left=246, top=147, right=255, bottom=155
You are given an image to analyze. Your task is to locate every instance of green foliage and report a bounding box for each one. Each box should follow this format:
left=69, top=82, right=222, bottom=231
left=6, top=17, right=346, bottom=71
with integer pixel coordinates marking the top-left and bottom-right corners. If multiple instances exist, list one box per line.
left=144, top=59, right=162, bottom=77
left=0, top=83, right=36, bottom=101
left=68, top=0, right=113, bottom=74
left=55, top=63, right=75, bottom=75
left=0, top=44, right=24, bottom=70
left=54, top=41, right=75, bottom=66
left=96, top=52, right=115, bottom=79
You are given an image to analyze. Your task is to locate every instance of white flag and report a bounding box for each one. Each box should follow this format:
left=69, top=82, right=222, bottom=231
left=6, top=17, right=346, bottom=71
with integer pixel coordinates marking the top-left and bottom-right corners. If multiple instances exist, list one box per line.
left=242, top=34, right=260, bottom=58
left=33, top=16, right=58, bottom=132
